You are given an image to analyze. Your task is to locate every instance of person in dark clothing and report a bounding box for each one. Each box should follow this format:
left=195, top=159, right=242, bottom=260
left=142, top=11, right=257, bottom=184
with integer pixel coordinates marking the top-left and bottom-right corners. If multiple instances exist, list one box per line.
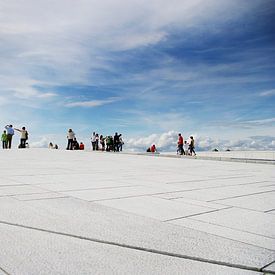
left=189, top=136, right=196, bottom=156
left=177, top=133, right=184, bottom=155
left=72, top=138, right=79, bottom=150
left=113, top=132, right=121, bottom=152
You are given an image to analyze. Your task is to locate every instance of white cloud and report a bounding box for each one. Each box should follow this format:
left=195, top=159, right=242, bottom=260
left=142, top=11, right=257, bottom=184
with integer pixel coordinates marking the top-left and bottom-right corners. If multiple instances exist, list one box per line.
left=125, top=131, right=275, bottom=152
left=30, top=137, right=49, bottom=148
left=65, top=98, right=119, bottom=108
left=259, top=89, right=275, bottom=97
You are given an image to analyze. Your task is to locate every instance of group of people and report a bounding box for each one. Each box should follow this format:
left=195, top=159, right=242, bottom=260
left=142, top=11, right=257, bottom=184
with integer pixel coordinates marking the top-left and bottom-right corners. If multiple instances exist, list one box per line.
left=91, top=132, right=124, bottom=152
left=66, top=129, right=85, bottom=150
left=1, top=126, right=196, bottom=156
left=145, top=134, right=196, bottom=156
left=177, top=134, right=196, bottom=156
left=65, top=130, right=124, bottom=152
left=1, top=125, right=29, bottom=149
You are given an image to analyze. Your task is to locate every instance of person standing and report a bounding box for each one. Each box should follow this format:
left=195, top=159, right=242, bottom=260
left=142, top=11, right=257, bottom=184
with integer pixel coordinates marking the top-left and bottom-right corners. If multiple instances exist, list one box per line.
left=14, top=127, right=28, bottom=148
left=113, top=133, right=121, bottom=152
left=1, top=130, right=8, bottom=149
left=66, top=129, right=75, bottom=150
left=100, top=135, right=105, bottom=151
left=91, top=132, right=96, bottom=151
left=5, top=125, right=14, bottom=149
left=189, top=136, right=196, bottom=156
left=118, top=134, right=124, bottom=151
left=177, top=133, right=184, bottom=155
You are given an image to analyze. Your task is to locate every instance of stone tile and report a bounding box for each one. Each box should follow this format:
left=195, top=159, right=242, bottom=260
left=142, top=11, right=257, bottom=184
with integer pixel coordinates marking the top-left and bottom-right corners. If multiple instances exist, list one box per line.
left=156, top=185, right=274, bottom=202
left=0, top=185, right=50, bottom=196
left=169, top=218, right=275, bottom=251
left=96, top=195, right=214, bottom=220
left=0, top=223, right=261, bottom=275
left=12, top=192, right=68, bottom=201
left=61, top=186, right=161, bottom=201
left=0, top=196, right=274, bottom=269
left=212, top=192, right=275, bottom=212
left=191, top=207, right=275, bottom=238
left=263, top=261, right=275, bottom=273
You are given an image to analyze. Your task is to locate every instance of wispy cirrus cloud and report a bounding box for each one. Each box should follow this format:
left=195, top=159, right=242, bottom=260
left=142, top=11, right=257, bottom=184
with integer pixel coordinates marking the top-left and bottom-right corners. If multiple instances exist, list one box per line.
left=65, top=98, right=119, bottom=108
left=259, top=89, right=275, bottom=97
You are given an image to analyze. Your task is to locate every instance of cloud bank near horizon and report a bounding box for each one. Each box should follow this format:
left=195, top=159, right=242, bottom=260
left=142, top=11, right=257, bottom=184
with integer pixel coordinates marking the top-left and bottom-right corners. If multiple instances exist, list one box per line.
left=30, top=130, right=275, bottom=152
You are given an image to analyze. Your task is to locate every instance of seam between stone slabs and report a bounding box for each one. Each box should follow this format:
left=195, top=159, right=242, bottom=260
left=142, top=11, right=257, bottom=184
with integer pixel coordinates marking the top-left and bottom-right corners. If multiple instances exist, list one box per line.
left=165, top=175, right=255, bottom=184
left=13, top=196, right=70, bottom=202
left=205, top=203, right=275, bottom=215
left=261, top=259, right=275, bottom=272
left=163, top=207, right=233, bottom=222
left=166, top=217, right=275, bottom=253
left=58, top=184, right=141, bottom=193
left=152, top=184, right=273, bottom=201
left=0, top=220, right=270, bottom=274
left=186, top=217, right=275, bottom=240
left=265, top=209, right=275, bottom=213
left=164, top=181, right=269, bottom=194
left=0, top=183, right=29, bottom=188
left=0, top=191, right=55, bottom=198
left=207, top=190, right=275, bottom=202
left=0, top=266, right=11, bottom=275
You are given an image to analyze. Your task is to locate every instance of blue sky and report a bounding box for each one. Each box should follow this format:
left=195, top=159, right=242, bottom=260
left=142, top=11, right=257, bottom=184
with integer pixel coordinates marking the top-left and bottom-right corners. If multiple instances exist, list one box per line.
left=0, top=0, right=275, bottom=150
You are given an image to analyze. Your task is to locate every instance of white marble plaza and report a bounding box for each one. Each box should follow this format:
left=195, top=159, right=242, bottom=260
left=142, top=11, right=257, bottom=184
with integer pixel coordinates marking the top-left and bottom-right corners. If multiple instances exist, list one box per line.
left=0, top=149, right=274, bottom=274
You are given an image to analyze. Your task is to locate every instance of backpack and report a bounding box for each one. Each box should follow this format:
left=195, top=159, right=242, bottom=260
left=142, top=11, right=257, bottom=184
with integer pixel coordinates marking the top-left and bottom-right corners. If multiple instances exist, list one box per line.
left=25, top=131, right=29, bottom=140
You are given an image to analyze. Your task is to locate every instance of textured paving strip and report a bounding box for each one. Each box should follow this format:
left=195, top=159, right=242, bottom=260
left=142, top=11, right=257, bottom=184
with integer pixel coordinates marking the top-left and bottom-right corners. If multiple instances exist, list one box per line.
left=0, top=220, right=272, bottom=274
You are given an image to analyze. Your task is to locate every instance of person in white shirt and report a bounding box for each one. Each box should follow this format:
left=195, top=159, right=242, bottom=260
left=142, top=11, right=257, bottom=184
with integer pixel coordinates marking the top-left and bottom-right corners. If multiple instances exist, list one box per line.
left=183, top=140, right=189, bottom=155
left=66, top=129, right=75, bottom=150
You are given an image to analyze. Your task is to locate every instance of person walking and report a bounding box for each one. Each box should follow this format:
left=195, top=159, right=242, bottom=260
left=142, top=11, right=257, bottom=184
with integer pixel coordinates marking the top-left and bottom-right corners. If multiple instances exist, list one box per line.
left=66, top=129, right=75, bottom=150
left=14, top=127, right=28, bottom=148
left=189, top=136, right=196, bottom=156
left=5, top=125, right=14, bottom=149
left=177, top=133, right=184, bottom=155
left=1, top=130, right=8, bottom=149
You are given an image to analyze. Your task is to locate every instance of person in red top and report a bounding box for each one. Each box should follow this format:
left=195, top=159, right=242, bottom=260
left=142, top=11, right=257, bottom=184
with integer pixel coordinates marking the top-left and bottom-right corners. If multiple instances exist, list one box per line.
left=79, top=142, right=85, bottom=150
left=178, top=133, right=184, bottom=155
left=150, top=144, right=156, bottom=153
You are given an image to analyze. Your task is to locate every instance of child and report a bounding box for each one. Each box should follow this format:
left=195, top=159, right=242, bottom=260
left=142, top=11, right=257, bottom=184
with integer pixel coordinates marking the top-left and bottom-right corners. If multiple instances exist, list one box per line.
left=183, top=140, right=189, bottom=155
left=1, top=130, right=8, bottom=149
left=79, top=142, right=85, bottom=150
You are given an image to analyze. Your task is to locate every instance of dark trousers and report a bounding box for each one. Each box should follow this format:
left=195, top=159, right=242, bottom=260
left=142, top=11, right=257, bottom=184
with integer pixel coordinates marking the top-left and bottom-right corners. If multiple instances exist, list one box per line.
left=7, top=134, right=12, bottom=149
left=189, top=146, right=196, bottom=156
left=20, top=138, right=27, bottom=148
left=2, top=141, right=7, bottom=149
left=92, top=142, right=96, bottom=151
left=67, top=139, right=73, bottom=150
left=178, top=144, right=184, bottom=155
